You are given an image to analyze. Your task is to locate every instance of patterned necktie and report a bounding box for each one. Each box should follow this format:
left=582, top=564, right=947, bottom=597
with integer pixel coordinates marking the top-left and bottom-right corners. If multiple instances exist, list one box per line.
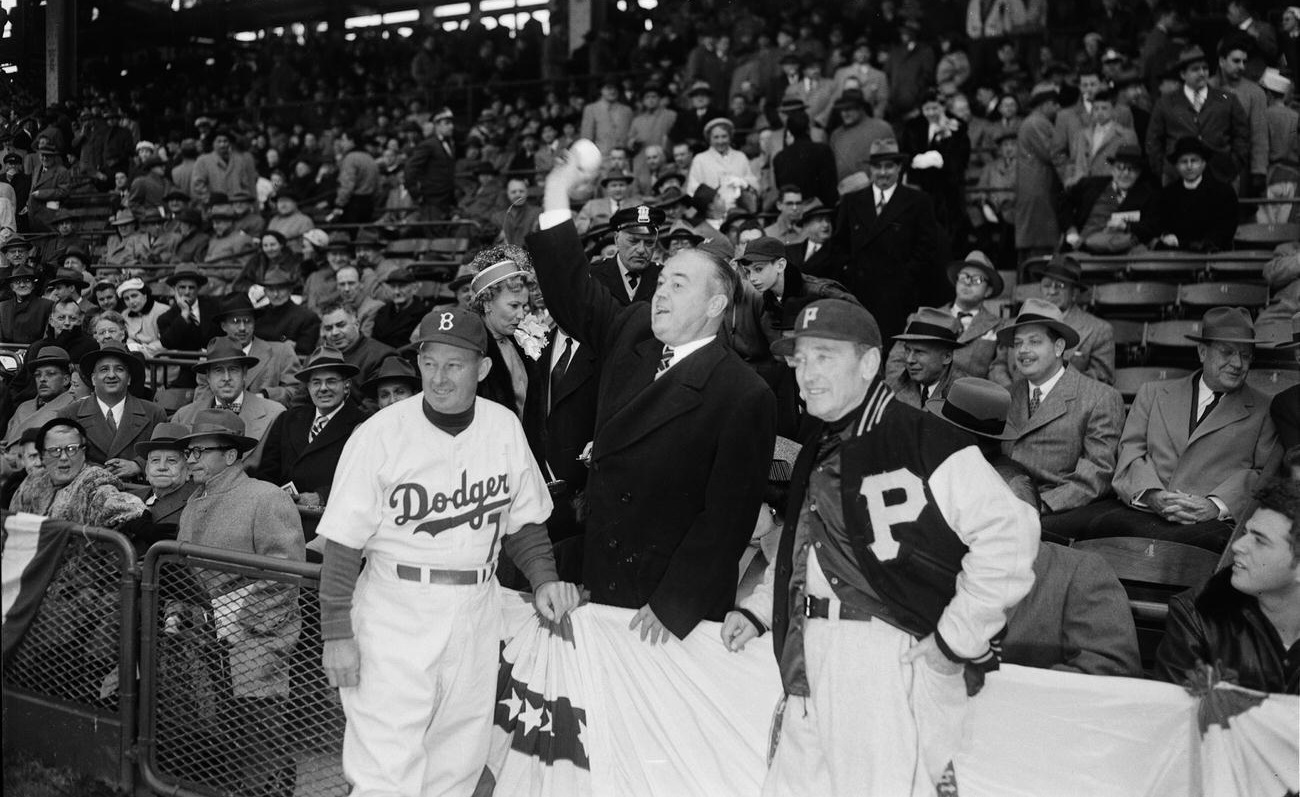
left=656, top=345, right=675, bottom=376
left=308, top=413, right=328, bottom=443
left=106, top=408, right=117, bottom=435
left=1028, top=386, right=1042, bottom=416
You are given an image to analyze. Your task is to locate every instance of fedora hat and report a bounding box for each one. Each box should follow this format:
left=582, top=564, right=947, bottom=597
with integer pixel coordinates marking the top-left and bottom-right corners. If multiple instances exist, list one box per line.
left=1175, top=45, right=1209, bottom=71
left=257, top=267, right=297, bottom=288
left=135, top=422, right=192, bottom=457
left=48, top=268, right=90, bottom=291
left=686, top=80, right=714, bottom=97
left=833, top=89, right=868, bottom=110
left=867, top=138, right=908, bottom=164
left=295, top=346, right=360, bottom=381
left=653, top=186, right=692, bottom=209
left=1, top=233, right=30, bottom=251
left=176, top=409, right=259, bottom=454
left=384, top=267, right=420, bottom=285
left=1167, top=136, right=1216, bottom=164
left=79, top=341, right=146, bottom=385
left=28, top=345, right=71, bottom=370
left=176, top=207, right=204, bottom=227
left=214, top=294, right=256, bottom=321
left=1184, top=306, right=1267, bottom=345
left=600, top=171, right=633, bottom=186
left=108, top=209, right=136, bottom=226
left=996, top=298, right=1081, bottom=349
left=651, top=172, right=685, bottom=195
left=925, top=378, right=1020, bottom=441
left=1029, top=254, right=1086, bottom=287
left=62, top=246, right=91, bottom=266
left=447, top=263, right=477, bottom=291
left=361, top=354, right=421, bottom=398
left=800, top=198, right=836, bottom=221
left=946, top=250, right=1003, bottom=297
left=703, top=117, right=734, bottom=138
left=661, top=220, right=705, bottom=246
left=35, top=141, right=61, bottom=156
left=893, top=307, right=964, bottom=347
left=193, top=338, right=259, bottom=373
left=1106, top=144, right=1145, bottom=167
left=1028, top=82, right=1061, bottom=108
left=2, top=264, right=39, bottom=284
left=1260, top=67, right=1292, bottom=96
left=163, top=188, right=191, bottom=203
left=164, top=264, right=209, bottom=288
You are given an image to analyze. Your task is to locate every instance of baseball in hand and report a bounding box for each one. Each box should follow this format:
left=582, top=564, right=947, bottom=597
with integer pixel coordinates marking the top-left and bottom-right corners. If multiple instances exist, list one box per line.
left=569, top=139, right=603, bottom=173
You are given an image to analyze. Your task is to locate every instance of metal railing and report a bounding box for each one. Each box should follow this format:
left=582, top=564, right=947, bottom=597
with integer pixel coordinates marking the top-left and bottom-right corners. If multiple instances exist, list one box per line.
left=137, top=541, right=347, bottom=797
left=1, top=517, right=139, bottom=794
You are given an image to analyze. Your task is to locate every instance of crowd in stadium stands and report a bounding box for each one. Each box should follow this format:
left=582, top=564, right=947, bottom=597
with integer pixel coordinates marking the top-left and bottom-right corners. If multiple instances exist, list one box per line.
left=0, top=0, right=1298, bottom=723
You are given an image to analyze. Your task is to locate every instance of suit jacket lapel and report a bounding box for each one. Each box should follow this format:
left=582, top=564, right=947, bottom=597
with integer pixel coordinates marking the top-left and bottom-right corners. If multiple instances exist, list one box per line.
left=1189, top=386, right=1251, bottom=445
left=552, top=341, right=596, bottom=407
left=1160, top=377, right=1194, bottom=452
left=594, top=339, right=721, bottom=458
left=1019, top=369, right=1076, bottom=435
left=959, top=307, right=999, bottom=343
left=300, top=406, right=356, bottom=458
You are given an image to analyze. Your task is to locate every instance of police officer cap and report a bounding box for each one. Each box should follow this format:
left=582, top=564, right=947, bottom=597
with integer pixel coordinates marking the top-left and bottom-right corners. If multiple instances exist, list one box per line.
left=609, top=205, right=666, bottom=236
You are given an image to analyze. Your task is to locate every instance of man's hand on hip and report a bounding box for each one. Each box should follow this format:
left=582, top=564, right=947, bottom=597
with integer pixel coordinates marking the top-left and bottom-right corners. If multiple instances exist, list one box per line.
left=901, top=633, right=963, bottom=676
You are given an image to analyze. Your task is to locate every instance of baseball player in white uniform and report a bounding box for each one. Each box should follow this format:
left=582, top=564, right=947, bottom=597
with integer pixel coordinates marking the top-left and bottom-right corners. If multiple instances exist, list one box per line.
left=317, top=307, right=581, bottom=797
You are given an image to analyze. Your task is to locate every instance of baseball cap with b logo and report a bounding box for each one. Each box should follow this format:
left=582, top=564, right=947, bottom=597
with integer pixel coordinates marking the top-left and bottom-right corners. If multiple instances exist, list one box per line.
left=770, top=299, right=882, bottom=356
left=413, top=307, right=488, bottom=355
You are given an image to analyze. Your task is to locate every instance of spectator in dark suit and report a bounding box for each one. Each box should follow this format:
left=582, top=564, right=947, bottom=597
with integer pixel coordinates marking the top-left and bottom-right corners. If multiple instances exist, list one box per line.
left=156, top=265, right=223, bottom=352
left=253, top=268, right=320, bottom=355
left=771, top=111, right=838, bottom=208
left=255, top=346, right=368, bottom=521
left=828, top=138, right=943, bottom=340
left=901, top=89, right=971, bottom=235
left=1146, top=46, right=1250, bottom=185
left=1062, top=144, right=1157, bottom=255
left=318, top=303, right=397, bottom=405
left=783, top=200, right=843, bottom=278
left=1146, top=136, right=1240, bottom=253
left=527, top=153, right=776, bottom=642
left=369, top=267, right=429, bottom=350
left=404, top=108, right=458, bottom=221
left=589, top=204, right=666, bottom=306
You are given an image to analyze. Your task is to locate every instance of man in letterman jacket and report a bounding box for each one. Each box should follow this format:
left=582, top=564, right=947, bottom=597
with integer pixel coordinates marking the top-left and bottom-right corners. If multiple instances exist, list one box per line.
left=722, top=298, right=1038, bottom=797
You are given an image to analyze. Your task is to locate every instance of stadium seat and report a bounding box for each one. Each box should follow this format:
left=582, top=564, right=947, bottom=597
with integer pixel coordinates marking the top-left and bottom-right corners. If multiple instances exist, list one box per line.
left=1205, top=254, right=1271, bottom=281
left=1143, top=320, right=1202, bottom=368
left=1090, top=281, right=1178, bottom=320
left=385, top=238, right=434, bottom=256
left=428, top=237, right=470, bottom=257
left=1245, top=369, right=1300, bottom=396
left=1074, top=256, right=1127, bottom=282
left=1071, top=537, right=1218, bottom=671
left=1176, top=282, right=1269, bottom=314
left=1113, top=366, right=1191, bottom=399
left=997, top=269, right=1017, bottom=291
left=1110, top=320, right=1146, bottom=368
left=1124, top=252, right=1204, bottom=282
left=1012, top=282, right=1043, bottom=303
left=1234, top=222, right=1300, bottom=250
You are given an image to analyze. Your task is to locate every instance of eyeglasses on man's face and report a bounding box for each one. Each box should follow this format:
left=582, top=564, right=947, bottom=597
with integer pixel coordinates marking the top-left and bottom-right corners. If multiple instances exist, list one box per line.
left=42, top=444, right=86, bottom=459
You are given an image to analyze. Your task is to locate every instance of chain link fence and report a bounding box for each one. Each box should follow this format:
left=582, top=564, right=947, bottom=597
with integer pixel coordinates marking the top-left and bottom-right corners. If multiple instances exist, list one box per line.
left=138, top=541, right=348, bottom=797
left=2, top=519, right=139, bottom=792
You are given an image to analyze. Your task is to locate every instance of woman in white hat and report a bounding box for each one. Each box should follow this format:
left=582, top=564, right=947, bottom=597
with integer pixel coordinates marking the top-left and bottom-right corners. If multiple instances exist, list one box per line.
left=117, top=277, right=168, bottom=356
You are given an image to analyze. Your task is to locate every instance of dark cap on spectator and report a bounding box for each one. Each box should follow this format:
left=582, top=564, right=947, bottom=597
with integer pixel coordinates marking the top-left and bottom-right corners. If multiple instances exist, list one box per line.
left=770, top=299, right=882, bottom=356
left=601, top=172, right=633, bottom=186
left=834, top=89, right=868, bottom=110
left=736, top=237, right=786, bottom=265
left=433, top=107, right=455, bottom=123
left=385, top=267, right=419, bottom=285
left=193, top=338, right=259, bottom=373
left=652, top=172, right=684, bottom=194
left=257, top=268, right=296, bottom=288
left=214, top=294, right=256, bottom=321
left=47, top=268, right=89, bottom=291
left=777, top=97, right=808, bottom=113
left=800, top=198, right=836, bottom=221
left=296, top=346, right=361, bottom=380
left=176, top=208, right=203, bottom=227
left=135, top=422, right=192, bottom=457
left=361, top=355, right=421, bottom=397
left=867, top=138, right=909, bottom=164
left=1107, top=144, right=1144, bottom=167
left=108, top=209, right=136, bottom=226
left=926, top=377, right=1020, bottom=440
left=653, top=186, right=691, bottom=209
left=1185, top=307, right=1268, bottom=345
left=164, top=188, right=191, bottom=203
left=1176, top=45, right=1209, bottom=71
left=1028, top=82, right=1060, bottom=107
left=1167, top=136, right=1215, bottom=164
left=79, top=341, right=145, bottom=384
left=29, top=345, right=71, bottom=369
left=610, top=205, right=665, bottom=235
left=3, top=153, right=23, bottom=165
left=412, top=307, right=488, bottom=355
left=1030, top=254, right=1086, bottom=287
left=687, top=81, right=714, bottom=97
left=661, top=220, right=704, bottom=246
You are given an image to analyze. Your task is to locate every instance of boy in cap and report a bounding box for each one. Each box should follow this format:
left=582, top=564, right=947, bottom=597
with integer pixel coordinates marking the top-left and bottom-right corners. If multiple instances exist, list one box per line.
left=316, top=309, right=581, bottom=796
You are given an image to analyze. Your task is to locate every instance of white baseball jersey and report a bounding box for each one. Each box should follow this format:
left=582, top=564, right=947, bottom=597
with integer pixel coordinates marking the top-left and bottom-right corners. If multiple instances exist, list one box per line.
left=316, top=395, right=553, bottom=567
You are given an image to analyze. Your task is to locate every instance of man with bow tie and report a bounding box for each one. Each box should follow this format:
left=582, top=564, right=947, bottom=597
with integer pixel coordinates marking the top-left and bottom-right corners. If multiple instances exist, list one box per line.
left=173, top=339, right=286, bottom=473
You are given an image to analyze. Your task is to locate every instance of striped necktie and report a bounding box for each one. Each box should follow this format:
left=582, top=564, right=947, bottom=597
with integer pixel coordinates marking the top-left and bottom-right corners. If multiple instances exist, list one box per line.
left=656, top=345, right=674, bottom=376
left=308, top=413, right=328, bottom=443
